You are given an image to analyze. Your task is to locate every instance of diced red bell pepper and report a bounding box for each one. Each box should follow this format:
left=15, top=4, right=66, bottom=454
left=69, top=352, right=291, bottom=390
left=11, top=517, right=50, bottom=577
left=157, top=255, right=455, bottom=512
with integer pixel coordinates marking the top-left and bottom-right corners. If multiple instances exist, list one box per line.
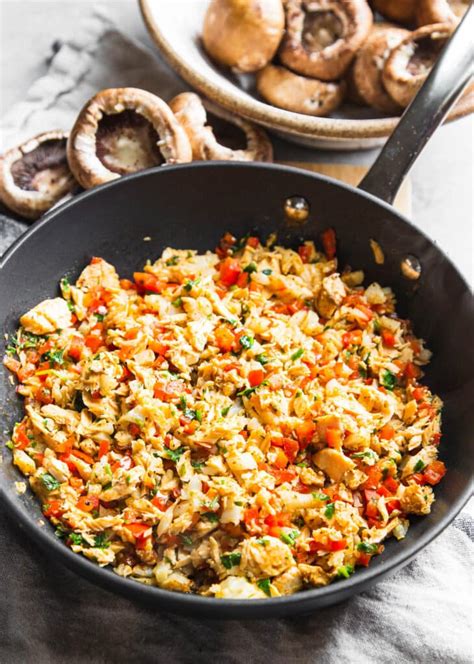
left=381, top=329, right=396, bottom=347
left=295, top=420, right=316, bottom=449
left=386, top=498, right=401, bottom=514
left=326, top=427, right=343, bottom=449
left=219, top=258, right=242, bottom=287
left=85, top=334, right=102, bottom=353
left=298, top=244, right=312, bottom=264
left=13, top=422, right=30, bottom=450
left=383, top=476, right=400, bottom=494
left=243, top=508, right=259, bottom=525
left=133, top=272, right=164, bottom=293
left=248, top=369, right=265, bottom=387
left=214, top=325, right=236, bottom=353
left=264, top=513, right=290, bottom=528
left=17, top=365, right=36, bottom=382
left=43, top=499, right=64, bottom=518
left=246, top=236, right=260, bottom=248
left=423, top=460, right=446, bottom=485
left=281, top=437, right=299, bottom=463
left=125, top=522, right=151, bottom=538
left=379, top=424, right=395, bottom=440
left=342, top=329, right=362, bottom=348
left=271, top=467, right=297, bottom=485
left=128, top=423, right=141, bottom=437
left=236, top=271, right=250, bottom=288
left=364, top=489, right=379, bottom=519
left=321, top=228, right=337, bottom=259
left=98, top=440, right=110, bottom=459
left=311, top=537, right=347, bottom=552
left=362, top=467, right=383, bottom=490
left=412, top=387, right=425, bottom=402
left=68, top=337, right=84, bottom=361
left=274, top=448, right=289, bottom=469
left=119, top=278, right=136, bottom=290
left=404, top=362, right=421, bottom=380
left=70, top=449, right=95, bottom=465
left=77, top=495, right=100, bottom=512
left=357, top=553, right=372, bottom=567
left=411, top=472, right=426, bottom=485
left=151, top=496, right=168, bottom=511
left=431, top=432, right=442, bottom=446
left=148, top=339, right=169, bottom=356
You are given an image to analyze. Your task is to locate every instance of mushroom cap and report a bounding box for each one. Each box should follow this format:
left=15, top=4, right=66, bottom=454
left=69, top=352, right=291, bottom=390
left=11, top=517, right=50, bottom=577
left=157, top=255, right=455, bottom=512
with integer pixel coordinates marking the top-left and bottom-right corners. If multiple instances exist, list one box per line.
left=382, top=23, right=454, bottom=108
left=67, top=88, right=192, bottom=189
left=370, top=0, right=417, bottom=24
left=0, top=130, right=77, bottom=220
left=202, top=0, right=285, bottom=73
left=353, top=25, right=409, bottom=113
left=256, top=64, right=346, bottom=115
left=279, top=0, right=373, bottom=81
left=169, top=92, right=273, bottom=162
left=416, top=0, right=469, bottom=26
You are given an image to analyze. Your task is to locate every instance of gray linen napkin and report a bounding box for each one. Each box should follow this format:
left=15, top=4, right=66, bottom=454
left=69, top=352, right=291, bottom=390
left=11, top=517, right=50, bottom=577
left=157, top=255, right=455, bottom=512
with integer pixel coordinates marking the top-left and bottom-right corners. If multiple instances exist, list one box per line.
left=0, top=10, right=473, bottom=664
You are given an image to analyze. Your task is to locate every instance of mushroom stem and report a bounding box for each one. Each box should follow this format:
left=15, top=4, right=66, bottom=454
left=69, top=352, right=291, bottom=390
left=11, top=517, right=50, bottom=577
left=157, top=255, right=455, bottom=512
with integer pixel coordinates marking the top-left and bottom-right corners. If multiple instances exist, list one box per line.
left=170, top=92, right=273, bottom=162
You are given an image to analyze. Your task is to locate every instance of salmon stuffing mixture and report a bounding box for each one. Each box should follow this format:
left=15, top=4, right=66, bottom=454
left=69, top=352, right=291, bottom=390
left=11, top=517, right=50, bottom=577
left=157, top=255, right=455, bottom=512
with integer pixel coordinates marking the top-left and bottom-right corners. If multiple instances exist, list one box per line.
left=3, top=231, right=446, bottom=599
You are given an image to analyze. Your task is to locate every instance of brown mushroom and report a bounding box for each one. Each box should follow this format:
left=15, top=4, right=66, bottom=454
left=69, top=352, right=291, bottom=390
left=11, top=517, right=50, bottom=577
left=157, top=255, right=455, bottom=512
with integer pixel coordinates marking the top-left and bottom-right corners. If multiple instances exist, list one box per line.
left=416, top=0, right=470, bottom=26
left=0, top=130, right=77, bottom=220
left=67, top=88, right=192, bottom=189
left=256, top=64, right=345, bottom=115
left=279, top=0, right=373, bottom=81
left=352, top=25, right=409, bottom=113
left=370, top=0, right=417, bottom=24
left=382, top=23, right=454, bottom=108
left=202, top=0, right=285, bottom=73
left=169, top=92, right=273, bottom=162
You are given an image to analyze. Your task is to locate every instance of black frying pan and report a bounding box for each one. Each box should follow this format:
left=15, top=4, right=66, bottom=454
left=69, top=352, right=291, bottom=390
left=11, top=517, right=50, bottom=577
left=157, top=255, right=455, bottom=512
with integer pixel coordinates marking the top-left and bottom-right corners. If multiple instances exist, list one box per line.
left=1, top=10, right=473, bottom=620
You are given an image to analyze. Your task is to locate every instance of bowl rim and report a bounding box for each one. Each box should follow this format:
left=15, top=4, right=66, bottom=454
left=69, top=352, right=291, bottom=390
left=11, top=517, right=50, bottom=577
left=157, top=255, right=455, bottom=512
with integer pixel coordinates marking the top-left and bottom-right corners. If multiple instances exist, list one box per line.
left=1, top=162, right=473, bottom=617
left=139, top=0, right=474, bottom=141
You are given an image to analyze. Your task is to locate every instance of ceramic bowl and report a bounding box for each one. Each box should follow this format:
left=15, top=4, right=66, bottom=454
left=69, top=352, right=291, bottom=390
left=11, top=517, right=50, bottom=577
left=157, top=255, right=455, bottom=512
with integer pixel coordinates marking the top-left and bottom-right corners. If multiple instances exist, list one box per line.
left=139, top=0, right=473, bottom=151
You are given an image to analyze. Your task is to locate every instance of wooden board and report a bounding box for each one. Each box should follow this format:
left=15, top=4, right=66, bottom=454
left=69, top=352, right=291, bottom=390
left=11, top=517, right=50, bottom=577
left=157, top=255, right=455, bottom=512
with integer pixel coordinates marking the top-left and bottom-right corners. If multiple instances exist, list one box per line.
left=284, top=162, right=412, bottom=217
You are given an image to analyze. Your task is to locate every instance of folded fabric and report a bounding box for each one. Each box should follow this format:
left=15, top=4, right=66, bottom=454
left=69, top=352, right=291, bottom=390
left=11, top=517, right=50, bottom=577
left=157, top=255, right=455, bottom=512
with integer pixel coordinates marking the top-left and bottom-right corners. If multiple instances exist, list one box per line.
left=0, top=8, right=472, bottom=664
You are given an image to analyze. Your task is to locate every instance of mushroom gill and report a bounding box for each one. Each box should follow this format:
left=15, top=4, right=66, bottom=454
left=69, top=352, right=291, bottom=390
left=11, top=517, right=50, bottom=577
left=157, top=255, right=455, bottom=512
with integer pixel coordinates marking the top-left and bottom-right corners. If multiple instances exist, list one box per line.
left=279, top=0, right=373, bottom=81
left=67, top=88, right=192, bottom=189
left=0, top=130, right=77, bottom=220
left=95, top=110, right=164, bottom=175
left=382, top=23, right=454, bottom=107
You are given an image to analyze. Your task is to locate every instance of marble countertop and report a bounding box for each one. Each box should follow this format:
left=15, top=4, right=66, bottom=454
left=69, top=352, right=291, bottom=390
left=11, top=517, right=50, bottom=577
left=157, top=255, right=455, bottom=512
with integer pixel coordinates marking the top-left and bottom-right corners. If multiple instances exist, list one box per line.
left=1, top=0, right=472, bottom=282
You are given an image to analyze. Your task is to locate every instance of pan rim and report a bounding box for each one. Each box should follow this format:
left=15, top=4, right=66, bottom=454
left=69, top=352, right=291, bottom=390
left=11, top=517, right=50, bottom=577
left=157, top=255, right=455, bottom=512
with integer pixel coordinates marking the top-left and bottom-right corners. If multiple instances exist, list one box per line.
left=1, top=161, right=472, bottom=616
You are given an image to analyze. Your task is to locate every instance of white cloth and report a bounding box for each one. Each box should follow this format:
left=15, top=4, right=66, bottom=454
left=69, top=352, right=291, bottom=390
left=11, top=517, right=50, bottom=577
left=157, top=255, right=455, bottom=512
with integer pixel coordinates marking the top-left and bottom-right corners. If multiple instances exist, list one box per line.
left=1, top=9, right=473, bottom=663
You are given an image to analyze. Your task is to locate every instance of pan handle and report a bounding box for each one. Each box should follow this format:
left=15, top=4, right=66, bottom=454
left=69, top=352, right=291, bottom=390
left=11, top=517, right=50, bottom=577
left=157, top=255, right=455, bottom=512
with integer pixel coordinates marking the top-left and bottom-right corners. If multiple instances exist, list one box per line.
left=359, top=7, right=474, bottom=205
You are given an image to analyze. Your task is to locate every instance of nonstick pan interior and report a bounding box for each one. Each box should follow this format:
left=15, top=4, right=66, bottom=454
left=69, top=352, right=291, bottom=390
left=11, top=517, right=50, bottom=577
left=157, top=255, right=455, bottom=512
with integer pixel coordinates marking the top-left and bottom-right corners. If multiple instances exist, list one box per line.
left=1, top=162, right=472, bottom=618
